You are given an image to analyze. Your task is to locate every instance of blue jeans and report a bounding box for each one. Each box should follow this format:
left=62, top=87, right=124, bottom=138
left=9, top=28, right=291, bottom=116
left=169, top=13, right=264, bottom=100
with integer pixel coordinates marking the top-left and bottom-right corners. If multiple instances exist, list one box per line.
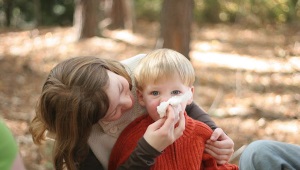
left=239, top=140, right=300, bottom=170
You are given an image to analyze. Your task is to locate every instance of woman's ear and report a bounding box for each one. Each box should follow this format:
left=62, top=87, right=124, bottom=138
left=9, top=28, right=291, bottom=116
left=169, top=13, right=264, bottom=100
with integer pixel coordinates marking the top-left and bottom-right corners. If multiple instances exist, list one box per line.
left=187, top=86, right=194, bottom=105
left=137, top=89, right=146, bottom=106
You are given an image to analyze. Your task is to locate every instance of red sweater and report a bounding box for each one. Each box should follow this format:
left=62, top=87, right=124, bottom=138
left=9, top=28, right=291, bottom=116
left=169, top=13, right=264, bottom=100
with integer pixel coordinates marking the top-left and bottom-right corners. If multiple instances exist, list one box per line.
left=109, top=113, right=238, bottom=170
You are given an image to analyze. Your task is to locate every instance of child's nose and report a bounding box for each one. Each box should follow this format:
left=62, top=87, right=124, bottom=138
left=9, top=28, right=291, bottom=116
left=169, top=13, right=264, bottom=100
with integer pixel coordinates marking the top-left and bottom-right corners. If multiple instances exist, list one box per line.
left=160, top=95, right=171, bottom=102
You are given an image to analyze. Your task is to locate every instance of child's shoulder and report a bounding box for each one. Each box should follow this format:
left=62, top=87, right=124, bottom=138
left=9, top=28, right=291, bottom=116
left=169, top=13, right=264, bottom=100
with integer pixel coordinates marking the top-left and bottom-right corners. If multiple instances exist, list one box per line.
left=185, top=115, right=213, bottom=140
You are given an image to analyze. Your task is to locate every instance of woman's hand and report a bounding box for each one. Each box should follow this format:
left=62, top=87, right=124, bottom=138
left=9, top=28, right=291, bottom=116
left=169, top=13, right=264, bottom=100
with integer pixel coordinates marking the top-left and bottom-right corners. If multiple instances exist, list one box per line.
left=205, top=128, right=234, bottom=164
left=143, top=106, right=185, bottom=152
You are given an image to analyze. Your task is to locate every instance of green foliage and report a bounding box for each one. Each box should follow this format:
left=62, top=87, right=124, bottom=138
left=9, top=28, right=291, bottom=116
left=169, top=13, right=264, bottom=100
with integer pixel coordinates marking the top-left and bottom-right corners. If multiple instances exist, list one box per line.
left=134, top=0, right=300, bottom=25
left=135, top=0, right=162, bottom=21
left=0, top=0, right=74, bottom=28
left=194, top=0, right=300, bottom=25
left=0, top=0, right=299, bottom=28
left=40, top=0, right=74, bottom=26
left=0, top=0, right=36, bottom=27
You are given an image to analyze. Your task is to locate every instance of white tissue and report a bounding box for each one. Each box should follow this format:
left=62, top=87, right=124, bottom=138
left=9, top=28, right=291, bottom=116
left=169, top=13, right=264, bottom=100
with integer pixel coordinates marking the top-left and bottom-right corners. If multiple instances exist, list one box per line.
left=157, top=90, right=192, bottom=118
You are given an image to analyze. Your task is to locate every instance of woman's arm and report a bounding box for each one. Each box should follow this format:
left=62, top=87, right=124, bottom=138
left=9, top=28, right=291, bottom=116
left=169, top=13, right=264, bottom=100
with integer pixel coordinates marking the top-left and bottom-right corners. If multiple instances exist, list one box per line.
left=79, top=149, right=104, bottom=170
left=117, top=137, right=161, bottom=169
left=185, top=102, right=217, bottom=130
left=81, top=139, right=159, bottom=170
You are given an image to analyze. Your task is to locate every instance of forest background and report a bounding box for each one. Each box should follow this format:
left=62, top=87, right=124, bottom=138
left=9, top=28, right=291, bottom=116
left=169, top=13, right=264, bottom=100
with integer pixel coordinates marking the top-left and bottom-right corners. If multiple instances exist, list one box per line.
left=1, top=0, right=300, bottom=169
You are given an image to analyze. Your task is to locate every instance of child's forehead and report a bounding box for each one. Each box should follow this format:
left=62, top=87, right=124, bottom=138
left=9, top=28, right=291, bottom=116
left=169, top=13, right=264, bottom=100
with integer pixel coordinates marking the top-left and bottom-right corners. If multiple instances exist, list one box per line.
left=137, top=69, right=187, bottom=89
left=146, top=74, right=183, bottom=86
left=149, top=73, right=179, bottom=83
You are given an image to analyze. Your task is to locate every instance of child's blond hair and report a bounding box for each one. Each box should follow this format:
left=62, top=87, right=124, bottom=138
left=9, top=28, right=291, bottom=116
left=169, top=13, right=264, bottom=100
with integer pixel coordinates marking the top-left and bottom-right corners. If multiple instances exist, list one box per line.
left=135, top=48, right=195, bottom=90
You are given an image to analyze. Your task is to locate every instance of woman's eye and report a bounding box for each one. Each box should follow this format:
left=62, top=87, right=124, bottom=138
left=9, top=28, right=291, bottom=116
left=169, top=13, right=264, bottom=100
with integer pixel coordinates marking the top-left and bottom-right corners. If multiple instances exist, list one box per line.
left=151, top=91, right=159, bottom=96
left=171, top=90, right=181, bottom=95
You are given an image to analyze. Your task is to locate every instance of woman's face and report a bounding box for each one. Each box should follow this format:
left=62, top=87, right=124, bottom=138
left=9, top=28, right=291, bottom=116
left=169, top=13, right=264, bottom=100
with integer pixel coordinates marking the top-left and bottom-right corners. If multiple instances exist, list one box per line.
left=100, top=70, right=134, bottom=122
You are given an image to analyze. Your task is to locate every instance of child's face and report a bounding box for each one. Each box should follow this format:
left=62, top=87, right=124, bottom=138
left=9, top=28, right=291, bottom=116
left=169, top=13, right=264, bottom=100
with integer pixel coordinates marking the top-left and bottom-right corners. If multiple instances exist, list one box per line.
left=100, top=70, right=134, bottom=122
left=138, top=75, right=193, bottom=121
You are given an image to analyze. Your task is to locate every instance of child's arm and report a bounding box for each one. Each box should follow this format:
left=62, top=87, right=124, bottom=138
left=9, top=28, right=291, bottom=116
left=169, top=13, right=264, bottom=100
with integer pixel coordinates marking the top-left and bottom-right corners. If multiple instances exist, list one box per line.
left=202, top=152, right=238, bottom=170
left=185, top=102, right=234, bottom=165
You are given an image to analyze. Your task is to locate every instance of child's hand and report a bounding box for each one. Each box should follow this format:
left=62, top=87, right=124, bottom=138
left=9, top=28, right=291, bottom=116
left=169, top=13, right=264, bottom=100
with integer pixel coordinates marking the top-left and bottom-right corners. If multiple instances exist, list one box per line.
left=205, top=128, right=234, bottom=164
left=143, top=106, right=185, bottom=152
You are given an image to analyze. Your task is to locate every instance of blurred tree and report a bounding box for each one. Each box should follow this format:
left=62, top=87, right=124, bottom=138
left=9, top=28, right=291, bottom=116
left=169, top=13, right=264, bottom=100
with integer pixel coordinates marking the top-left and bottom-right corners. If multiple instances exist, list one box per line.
left=203, top=0, right=221, bottom=23
left=160, top=0, right=193, bottom=59
left=3, top=0, right=13, bottom=27
left=109, top=0, right=135, bottom=31
left=109, top=0, right=125, bottom=29
left=1, top=0, right=299, bottom=30
left=40, top=0, right=74, bottom=26
left=73, top=0, right=101, bottom=40
left=33, top=0, right=41, bottom=26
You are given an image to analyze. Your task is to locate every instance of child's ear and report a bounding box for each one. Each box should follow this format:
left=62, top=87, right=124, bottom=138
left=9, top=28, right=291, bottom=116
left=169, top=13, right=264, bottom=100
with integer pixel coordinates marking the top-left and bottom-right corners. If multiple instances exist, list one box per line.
left=187, top=86, right=194, bottom=105
left=137, top=89, right=146, bottom=106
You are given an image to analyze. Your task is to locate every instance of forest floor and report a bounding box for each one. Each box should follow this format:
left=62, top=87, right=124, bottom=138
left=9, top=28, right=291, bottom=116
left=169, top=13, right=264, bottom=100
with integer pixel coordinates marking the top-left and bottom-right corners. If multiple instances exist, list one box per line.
left=1, top=21, right=300, bottom=169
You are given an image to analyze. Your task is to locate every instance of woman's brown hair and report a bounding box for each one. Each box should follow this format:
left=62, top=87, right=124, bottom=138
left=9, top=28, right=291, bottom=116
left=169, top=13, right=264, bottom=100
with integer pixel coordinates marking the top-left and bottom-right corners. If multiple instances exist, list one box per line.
left=29, top=56, right=131, bottom=170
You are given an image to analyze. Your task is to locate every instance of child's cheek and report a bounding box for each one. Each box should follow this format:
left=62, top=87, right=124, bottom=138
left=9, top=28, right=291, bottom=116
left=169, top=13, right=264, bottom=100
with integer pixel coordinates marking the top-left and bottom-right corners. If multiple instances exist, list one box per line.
left=149, top=100, right=160, bottom=113
left=147, top=100, right=161, bottom=120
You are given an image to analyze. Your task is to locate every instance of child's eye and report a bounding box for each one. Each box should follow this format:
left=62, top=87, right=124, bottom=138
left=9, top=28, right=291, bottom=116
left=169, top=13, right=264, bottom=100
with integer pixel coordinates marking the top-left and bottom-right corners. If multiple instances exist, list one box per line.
left=151, top=91, right=159, bottom=96
left=171, top=90, right=181, bottom=95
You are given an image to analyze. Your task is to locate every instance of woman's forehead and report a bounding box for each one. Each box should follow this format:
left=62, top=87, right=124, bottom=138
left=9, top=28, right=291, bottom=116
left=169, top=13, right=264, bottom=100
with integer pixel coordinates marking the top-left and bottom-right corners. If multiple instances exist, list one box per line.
left=105, top=71, right=121, bottom=109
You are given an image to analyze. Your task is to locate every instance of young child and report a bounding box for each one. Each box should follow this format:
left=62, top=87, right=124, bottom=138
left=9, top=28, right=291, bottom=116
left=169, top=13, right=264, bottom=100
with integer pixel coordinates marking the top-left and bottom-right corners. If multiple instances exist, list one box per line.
left=109, top=49, right=238, bottom=170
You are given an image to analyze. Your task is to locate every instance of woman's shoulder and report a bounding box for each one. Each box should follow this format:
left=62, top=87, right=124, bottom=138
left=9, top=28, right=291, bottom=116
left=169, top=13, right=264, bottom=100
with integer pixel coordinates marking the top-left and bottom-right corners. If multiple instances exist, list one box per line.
left=79, top=148, right=104, bottom=170
left=121, top=54, right=146, bottom=68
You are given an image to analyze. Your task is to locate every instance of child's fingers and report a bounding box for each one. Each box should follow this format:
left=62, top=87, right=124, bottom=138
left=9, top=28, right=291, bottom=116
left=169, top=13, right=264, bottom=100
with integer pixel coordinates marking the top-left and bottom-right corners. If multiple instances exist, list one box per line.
left=147, top=118, right=165, bottom=131
left=158, top=106, right=176, bottom=132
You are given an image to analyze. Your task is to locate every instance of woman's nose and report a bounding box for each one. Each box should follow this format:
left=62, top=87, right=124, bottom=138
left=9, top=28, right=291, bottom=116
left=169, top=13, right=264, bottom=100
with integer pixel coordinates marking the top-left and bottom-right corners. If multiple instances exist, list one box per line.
left=121, top=93, right=132, bottom=108
left=122, top=95, right=132, bottom=105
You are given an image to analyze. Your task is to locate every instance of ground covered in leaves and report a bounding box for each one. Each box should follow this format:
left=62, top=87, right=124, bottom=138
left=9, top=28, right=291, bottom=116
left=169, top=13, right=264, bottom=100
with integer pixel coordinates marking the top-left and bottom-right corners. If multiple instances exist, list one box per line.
left=1, top=21, right=300, bottom=169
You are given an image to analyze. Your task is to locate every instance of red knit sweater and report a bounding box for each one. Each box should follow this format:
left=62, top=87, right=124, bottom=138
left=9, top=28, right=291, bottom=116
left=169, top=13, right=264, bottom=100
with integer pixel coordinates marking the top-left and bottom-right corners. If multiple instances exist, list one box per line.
left=109, top=113, right=238, bottom=170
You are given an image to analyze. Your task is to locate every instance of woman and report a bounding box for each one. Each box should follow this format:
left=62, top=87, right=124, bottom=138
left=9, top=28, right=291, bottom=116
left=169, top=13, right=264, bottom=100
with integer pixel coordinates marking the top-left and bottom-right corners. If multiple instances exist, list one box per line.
left=30, top=54, right=234, bottom=170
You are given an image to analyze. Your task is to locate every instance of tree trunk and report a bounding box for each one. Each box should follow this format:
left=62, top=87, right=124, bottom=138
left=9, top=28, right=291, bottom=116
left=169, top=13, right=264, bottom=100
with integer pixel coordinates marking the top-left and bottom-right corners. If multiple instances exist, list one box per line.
left=110, top=0, right=125, bottom=29
left=109, top=0, right=135, bottom=31
left=123, top=0, right=135, bottom=31
left=4, top=0, right=13, bottom=27
left=160, top=0, right=193, bottom=59
left=74, top=0, right=101, bottom=40
left=33, top=0, right=41, bottom=26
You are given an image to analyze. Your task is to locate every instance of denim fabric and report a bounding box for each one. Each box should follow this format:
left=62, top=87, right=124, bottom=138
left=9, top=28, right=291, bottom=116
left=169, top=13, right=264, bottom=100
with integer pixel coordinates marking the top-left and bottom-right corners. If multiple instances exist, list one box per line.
left=239, top=140, right=300, bottom=170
